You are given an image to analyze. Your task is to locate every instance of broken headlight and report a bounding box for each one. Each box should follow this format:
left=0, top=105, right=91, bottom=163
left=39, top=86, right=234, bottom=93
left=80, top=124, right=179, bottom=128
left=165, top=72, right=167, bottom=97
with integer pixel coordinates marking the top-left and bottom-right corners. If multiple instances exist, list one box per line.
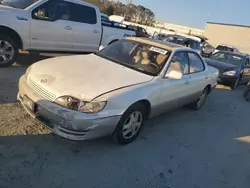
left=54, top=96, right=107, bottom=113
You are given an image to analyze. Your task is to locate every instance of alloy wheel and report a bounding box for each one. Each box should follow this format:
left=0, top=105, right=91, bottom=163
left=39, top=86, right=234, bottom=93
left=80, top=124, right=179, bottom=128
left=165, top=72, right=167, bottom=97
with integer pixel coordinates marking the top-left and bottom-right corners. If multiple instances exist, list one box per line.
left=0, top=40, right=14, bottom=65
left=122, top=111, right=143, bottom=139
left=197, top=89, right=207, bottom=107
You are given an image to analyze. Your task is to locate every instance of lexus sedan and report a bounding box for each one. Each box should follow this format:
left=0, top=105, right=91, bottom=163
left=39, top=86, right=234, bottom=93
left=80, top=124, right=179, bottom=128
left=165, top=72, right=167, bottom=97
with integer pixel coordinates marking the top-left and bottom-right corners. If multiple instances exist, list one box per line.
left=18, top=38, right=218, bottom=145
left=204, top=51, right=250, bottom=90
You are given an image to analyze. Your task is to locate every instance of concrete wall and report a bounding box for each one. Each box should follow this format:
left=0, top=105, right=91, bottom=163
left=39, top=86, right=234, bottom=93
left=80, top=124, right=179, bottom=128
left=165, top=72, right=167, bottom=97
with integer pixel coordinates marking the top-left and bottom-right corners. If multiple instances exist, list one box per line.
left=204, top=23, right=250, bottom=53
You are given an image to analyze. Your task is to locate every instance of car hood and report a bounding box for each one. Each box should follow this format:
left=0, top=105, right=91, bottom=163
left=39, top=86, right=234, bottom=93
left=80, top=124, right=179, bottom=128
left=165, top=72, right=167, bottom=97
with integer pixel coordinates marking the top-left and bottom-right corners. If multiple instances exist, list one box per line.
left=204, top=58, right=239, bottom=74
left=29, top=54, right=154, bottom=101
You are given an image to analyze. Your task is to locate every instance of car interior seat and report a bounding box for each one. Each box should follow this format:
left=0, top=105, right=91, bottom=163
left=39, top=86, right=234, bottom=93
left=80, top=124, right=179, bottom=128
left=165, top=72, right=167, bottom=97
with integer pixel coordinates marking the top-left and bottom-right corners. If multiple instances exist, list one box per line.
left=156, top=54, right=166, bottom=67
left=141, top=51, right=151, bottom=65
left=168, top=61, right=182, bottom=74
left=133, top=50, right=141, bottom=64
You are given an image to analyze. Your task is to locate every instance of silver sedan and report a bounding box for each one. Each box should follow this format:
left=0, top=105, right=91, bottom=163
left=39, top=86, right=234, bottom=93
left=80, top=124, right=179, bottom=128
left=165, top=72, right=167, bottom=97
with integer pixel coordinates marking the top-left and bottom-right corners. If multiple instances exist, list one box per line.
left=18, top=38, right=219, bottom=145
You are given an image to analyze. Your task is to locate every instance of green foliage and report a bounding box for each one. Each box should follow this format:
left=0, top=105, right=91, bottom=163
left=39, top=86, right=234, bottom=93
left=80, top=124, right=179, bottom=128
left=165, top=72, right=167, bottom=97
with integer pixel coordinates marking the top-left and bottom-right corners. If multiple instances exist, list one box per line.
left=83, top=0, right=155, bottom=26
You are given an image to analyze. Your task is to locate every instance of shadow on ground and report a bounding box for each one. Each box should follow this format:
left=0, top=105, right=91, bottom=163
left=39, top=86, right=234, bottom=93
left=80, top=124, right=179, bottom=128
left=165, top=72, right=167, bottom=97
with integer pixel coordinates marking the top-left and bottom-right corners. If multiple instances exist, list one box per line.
left=13, top=53, right=52, bottom=67
left=1, top=90, right=250, bottom=188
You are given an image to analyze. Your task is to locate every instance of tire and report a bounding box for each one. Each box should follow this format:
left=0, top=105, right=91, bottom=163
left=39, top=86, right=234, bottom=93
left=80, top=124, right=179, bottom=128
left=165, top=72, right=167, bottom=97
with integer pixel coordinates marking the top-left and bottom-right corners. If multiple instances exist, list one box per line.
left=231, top=77, right=240, bottom=90
left=0, top=35, right=19, bottom=67
left=243, top=87, right=250, bottom=101
left=113, top=103, right=147, bottom=145
left=188, top=87, right=209, bottom=111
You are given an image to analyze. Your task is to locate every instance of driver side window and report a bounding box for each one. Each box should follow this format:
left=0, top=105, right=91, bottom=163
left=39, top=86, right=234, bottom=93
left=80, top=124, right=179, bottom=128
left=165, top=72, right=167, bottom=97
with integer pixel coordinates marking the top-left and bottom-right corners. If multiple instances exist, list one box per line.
left=32, top=1, right=70, bottom=21
left=167, top=52, right=189, bottom=75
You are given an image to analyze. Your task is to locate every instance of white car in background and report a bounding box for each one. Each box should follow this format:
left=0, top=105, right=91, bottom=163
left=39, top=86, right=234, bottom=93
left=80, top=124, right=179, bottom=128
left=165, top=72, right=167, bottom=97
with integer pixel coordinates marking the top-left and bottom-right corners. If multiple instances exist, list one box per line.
left=0, top=0, right=135, bottom=67
left=213, top=44, right=240, bottom=54
left=18, top=38, right=219, bottom=145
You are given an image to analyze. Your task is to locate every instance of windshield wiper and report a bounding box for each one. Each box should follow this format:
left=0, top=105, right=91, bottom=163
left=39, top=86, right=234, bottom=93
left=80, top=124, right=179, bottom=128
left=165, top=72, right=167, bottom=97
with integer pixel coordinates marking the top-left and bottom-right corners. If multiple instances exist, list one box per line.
left=1, top=1, right=16, bottom=8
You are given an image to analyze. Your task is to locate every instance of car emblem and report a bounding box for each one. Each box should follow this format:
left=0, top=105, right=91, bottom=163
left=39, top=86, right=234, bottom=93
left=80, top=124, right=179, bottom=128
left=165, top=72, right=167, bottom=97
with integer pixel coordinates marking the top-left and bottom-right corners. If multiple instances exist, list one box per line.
left=40, top=79, right=47, bottom=83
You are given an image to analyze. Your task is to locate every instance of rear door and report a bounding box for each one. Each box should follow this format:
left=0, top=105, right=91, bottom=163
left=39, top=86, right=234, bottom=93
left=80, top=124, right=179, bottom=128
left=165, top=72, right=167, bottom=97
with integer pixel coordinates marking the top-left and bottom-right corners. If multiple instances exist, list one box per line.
left=68, top=2, right=102, bottom=52
left=187, top=52, right=207, bottom=100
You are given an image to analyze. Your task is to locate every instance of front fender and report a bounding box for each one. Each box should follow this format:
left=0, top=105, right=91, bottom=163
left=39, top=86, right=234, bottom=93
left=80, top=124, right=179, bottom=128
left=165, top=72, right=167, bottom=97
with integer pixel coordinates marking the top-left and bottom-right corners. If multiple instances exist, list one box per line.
left=96, top=80, right=161, bottom=118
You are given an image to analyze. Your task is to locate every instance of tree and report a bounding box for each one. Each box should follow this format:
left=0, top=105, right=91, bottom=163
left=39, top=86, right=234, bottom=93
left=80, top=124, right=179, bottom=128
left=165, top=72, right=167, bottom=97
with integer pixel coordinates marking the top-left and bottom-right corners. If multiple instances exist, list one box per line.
left=104, top=5, right=114, bottom=16
left=82, top=0, right=155, bottom=26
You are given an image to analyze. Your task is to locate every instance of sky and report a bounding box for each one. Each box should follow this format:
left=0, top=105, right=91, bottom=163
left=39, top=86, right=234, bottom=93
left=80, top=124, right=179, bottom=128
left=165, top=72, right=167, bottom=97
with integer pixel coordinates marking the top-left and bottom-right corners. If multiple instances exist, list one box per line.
left=115, top=0, right=250, bottom=29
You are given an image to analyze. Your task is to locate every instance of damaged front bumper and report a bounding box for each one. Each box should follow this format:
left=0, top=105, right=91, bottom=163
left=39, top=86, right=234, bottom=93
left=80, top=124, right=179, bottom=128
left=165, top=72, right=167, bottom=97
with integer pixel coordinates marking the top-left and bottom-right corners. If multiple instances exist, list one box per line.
left=18, top=75, right=121, bottom=141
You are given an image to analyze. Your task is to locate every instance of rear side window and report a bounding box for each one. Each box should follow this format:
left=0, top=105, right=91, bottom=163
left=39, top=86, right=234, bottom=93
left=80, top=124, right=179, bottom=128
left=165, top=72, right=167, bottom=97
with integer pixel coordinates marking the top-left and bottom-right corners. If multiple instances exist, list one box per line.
left=70, top=3, right=97, bottom=24
left=188, top=53, right=205, bottom=73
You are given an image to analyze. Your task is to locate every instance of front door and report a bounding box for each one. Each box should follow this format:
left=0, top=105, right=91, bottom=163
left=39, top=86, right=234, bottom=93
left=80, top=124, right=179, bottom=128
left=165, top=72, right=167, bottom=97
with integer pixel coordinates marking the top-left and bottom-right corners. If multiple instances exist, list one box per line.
left=158, top=52, right=191, bottom=114
left=242, top=58, right=250, bottom=82
left=30, top=0, right=73, bottom=51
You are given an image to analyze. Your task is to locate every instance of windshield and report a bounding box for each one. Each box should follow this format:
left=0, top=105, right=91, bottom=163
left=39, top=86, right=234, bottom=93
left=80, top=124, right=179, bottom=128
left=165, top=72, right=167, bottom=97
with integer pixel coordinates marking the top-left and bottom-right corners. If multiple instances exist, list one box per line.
left=97, top=40, right=171, bottom=76
left=216, top=45, right=233, bottom=52
left=210, top=52, right=244, bottom=66
left=1, top=0, right=38, bottom=9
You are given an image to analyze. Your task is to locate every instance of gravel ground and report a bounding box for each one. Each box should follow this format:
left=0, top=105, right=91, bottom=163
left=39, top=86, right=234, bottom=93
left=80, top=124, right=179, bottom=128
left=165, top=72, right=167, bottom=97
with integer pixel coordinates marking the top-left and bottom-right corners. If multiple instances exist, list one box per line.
left=1, top=55, right=250, bottom=188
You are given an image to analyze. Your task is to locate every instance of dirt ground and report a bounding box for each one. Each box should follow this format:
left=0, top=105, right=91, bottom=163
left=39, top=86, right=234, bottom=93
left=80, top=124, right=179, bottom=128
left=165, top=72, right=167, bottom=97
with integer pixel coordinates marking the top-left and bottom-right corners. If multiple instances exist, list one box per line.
left=1, top=54, right=250, bottom=188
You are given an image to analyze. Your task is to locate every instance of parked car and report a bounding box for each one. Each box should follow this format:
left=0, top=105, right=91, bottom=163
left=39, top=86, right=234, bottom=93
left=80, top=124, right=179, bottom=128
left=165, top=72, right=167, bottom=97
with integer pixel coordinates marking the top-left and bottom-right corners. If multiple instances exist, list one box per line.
left=101, top=13, right=110, bottom=24
left=201, top=42, right=215, bottom=57
left=129, top=25, right=150, bottom=38
left=204, top=51, right=250, bottom=90
left=214, top=44, right=240, bottom=54
left=0, top=0, right=136, bottom=67
left=18, top=37, right=218, bottom=145
left=159, top=34, right=202, bottom=54
left=243, top=80, right=250, bottom=101
left=152, top=33, right=169, bottom=40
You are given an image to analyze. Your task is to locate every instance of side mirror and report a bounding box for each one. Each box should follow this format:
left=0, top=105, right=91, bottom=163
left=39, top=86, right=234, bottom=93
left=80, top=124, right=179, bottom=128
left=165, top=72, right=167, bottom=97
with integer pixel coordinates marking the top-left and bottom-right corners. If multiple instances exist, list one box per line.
left=166, top=70, right=183, bottom=80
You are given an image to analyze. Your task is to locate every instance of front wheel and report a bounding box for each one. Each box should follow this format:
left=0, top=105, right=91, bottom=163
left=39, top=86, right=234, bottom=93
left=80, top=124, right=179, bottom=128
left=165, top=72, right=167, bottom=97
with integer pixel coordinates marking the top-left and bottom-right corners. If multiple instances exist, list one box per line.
left=0, top=35, right=18, bottom=67
left=113, top=103, right=146, bottom=145
left=231, top=77, right=240, bottom=90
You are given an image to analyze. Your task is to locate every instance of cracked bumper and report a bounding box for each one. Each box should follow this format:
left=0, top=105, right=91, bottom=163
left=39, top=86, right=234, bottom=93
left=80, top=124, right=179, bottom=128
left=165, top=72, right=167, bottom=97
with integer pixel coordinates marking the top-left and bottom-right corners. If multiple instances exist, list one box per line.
left=18, top=75, right=121, bottom=141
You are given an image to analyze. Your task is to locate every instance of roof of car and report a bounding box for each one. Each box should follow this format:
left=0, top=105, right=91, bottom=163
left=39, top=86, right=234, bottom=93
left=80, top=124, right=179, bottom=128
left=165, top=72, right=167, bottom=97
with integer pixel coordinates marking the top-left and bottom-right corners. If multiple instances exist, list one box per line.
left=127, top=37, right=187, bottom=51
left=214, top=51, right=248, bottom=57
left=217, top=44, right=237, bottom=49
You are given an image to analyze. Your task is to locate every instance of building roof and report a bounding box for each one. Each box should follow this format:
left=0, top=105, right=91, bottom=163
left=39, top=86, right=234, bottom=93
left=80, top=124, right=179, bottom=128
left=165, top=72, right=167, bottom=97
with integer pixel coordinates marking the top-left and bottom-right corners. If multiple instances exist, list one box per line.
left=207, top=22, right=250, bottom=28
left=127, top=37, right=187, bottom=51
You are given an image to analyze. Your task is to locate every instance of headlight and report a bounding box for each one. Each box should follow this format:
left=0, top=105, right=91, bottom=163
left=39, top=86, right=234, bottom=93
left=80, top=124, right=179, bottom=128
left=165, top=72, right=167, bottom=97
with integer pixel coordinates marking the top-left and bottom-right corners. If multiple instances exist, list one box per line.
left=223, top=71, right=236, bottom=76
left=24, top=66, right=32, bottom=79
left=54, top=96, right=107, bottom=113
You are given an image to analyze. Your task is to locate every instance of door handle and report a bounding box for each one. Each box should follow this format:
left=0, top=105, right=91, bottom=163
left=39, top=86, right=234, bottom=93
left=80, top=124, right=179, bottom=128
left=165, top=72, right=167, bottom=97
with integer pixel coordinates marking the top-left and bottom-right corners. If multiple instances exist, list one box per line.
left=185, top=80, right=190, bottom=84
left=93, top=29, right=99, bottom=33
left=205, top=76, right=209, bottom=80
left=65, top=26, right=72, bottom=30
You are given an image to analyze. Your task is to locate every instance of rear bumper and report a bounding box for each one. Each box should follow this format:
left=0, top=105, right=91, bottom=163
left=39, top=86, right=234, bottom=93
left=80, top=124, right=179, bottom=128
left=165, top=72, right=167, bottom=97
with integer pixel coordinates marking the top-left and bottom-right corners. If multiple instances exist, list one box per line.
left=18, top=75, right=121, bottom=141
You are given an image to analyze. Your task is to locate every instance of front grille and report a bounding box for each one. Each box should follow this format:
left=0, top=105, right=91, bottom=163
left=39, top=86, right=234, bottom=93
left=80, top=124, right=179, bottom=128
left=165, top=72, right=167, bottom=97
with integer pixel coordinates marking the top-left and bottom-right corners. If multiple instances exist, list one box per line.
left=27, top=76, right=56, bottom=101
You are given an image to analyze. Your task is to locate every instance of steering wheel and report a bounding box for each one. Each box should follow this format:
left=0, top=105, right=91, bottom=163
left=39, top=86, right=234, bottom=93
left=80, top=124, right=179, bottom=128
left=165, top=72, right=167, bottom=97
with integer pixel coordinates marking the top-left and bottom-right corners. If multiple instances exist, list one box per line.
left=148, top=63, right=160, bottom=70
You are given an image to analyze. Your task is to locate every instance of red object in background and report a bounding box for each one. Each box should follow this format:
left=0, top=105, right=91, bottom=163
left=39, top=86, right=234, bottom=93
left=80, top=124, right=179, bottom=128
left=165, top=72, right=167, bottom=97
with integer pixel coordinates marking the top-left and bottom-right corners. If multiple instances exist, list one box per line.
left=131, top=26, right=150, bottom=38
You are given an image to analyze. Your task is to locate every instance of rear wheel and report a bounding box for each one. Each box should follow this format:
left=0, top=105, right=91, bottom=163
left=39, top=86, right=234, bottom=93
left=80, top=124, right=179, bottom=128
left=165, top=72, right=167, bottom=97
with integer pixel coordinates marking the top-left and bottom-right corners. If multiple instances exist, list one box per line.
left=0, top=35, right=18, bottom=67
left=189, top=87, right=209, bottom=111
left=113, top=103, right=146, bottom=145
